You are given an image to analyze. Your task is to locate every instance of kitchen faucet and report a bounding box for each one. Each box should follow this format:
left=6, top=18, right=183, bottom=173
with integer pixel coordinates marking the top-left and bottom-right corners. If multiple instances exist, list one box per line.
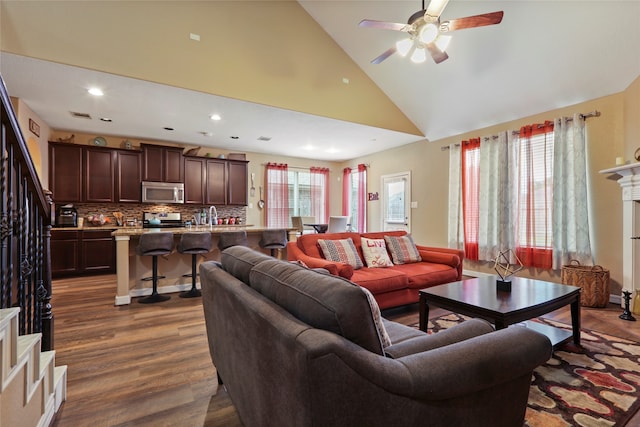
left=209, top=205, right=218, bottom=227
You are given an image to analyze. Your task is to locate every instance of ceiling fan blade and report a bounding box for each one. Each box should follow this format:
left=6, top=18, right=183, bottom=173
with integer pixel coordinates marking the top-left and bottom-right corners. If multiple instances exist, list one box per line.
left=425, top=43, right=449, bottom=64
left=359, top=19, right=411, bottom=32
left=371, top=47, right=397, bottom=64
left=441, top=11, right=504, bottom=32
left=425, top=0, right=451, bottom=19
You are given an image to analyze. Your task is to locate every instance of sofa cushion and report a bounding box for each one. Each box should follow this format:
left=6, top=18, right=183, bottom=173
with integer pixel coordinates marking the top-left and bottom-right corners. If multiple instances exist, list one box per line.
left=361, top=237, right=394, bottom=268
left=318, top=238, right=364, bottom=269
left=350, top=267, right=408, bottom=294
left=221, top=245, right=274, bottom=285
left=248, top=259, right=387, bottom=355
left=391, top=262, right=460, bottom=289
left=362, top=287, right=391, bottom=348
left=385, top=234, right=422, bottom=264
left=295, top=232, right=361, bottom=259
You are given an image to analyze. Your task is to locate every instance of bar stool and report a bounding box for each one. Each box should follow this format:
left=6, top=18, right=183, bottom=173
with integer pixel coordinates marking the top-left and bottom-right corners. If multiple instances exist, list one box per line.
left=177, top=232, right=212, bottom=298
left=217, top=230, right=248, bottom=251
left=137, top=232, right=174, bottom=304
left=259, top=229, right=288, bottom=258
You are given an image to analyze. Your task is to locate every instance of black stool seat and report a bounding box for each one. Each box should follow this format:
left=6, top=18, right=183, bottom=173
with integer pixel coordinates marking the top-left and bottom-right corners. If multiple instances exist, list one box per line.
left=137, top=232, right=174, bottom=304
left=259, top=229, right=288, bottom=258
left=177, top=232, right=212, bottom=298
left=217, top=231, right=248, bottom=251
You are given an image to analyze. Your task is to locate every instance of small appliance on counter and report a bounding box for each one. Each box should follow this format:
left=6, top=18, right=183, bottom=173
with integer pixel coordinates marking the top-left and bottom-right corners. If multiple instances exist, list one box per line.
left=142, top=212, right=183, bottom=228
left=55, top=204, right=77, bottom=227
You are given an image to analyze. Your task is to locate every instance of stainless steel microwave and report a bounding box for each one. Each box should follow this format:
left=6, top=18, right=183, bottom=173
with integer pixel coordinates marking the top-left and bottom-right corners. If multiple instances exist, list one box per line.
left=141, top=181, right=185, bottom=204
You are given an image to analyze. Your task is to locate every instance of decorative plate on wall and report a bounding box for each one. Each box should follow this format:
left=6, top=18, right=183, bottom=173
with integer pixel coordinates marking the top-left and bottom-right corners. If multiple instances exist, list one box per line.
left=92, top=136, right=107, bottom=146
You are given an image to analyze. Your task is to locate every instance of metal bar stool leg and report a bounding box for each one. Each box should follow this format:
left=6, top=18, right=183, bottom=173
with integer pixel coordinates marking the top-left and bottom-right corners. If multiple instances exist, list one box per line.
left=180, top=254, right=202, bottom=298
left=139, top=255, right=171, bottom=304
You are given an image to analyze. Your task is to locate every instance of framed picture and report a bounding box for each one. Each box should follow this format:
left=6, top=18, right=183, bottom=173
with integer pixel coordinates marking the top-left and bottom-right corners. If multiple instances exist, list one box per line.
left=29, top=119, right=40, bottom=137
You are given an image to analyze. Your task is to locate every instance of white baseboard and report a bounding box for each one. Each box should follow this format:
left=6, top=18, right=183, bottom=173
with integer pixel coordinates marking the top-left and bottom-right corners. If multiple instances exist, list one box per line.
left=114, top=295, right=131, bottom=306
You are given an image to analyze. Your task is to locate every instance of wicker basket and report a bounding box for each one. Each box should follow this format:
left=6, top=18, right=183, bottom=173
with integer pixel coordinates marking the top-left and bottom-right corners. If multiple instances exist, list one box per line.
left=561, top=260, right=610, bottom=307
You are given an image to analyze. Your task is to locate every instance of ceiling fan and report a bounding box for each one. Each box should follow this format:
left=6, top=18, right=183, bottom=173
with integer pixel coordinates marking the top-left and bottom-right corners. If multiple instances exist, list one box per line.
left=359, top=0, right=503, bottom=64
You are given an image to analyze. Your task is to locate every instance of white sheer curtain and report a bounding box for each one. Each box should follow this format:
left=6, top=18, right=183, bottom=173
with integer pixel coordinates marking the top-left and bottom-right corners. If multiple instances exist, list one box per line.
left=552, top=114, right=593, bottom=268
left=447, top=143, right=464, bottom=250
left=477, top=131, right=516, bottom=261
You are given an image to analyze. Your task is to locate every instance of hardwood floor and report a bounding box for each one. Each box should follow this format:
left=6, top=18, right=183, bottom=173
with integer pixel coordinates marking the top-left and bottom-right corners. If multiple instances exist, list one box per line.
left=50, top=275, right=640, bottom=427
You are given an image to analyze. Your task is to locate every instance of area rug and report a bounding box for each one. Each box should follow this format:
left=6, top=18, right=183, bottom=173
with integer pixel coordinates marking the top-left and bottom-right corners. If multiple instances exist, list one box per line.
left=421, top=313, right=640, bottom=427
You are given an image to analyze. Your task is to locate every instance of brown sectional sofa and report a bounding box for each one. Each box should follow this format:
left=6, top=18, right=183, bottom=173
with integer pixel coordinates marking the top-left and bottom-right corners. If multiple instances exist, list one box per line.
left=287, top=230, right=464, bottom=309
left=200, top=246, right=552, bottom=427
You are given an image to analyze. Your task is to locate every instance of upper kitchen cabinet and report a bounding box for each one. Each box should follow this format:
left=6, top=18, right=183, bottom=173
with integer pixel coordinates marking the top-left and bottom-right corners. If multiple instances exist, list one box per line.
left=142, top=144, right=183, bottom=183
left=49, top=143, right=83, bottom=203
left=183, top=157, right=248, bottom=206
left=84, top=147, right=115, bottom=203
left=227, top=160, right=248, bottom=205
left=205, top=159, right=226, bottom=205
left=49, top=143, right=142, bottom=204
left=115, top=150, right=142, bottom=203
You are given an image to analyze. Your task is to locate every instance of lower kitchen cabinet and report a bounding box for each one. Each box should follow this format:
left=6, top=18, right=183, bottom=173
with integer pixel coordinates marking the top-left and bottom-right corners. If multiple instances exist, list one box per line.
left=51, top=229, right=115, bottom=278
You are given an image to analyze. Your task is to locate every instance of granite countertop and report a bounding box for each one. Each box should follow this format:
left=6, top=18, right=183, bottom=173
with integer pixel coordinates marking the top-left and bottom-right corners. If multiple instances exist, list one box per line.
left=109, top=225, right=294, bottom=237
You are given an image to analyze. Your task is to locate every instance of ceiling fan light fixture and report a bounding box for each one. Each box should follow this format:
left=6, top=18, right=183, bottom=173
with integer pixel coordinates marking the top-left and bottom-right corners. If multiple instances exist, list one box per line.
left=396, top=38, right=413, bottom=56
left=435, top=35, right=452, bottom=52
left=410, top=47, right=427, bottom=63
left=419, top=23, right=439, bottom=44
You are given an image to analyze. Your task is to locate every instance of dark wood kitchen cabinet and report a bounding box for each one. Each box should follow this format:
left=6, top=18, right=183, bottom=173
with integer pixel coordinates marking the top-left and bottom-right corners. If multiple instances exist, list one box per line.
left=142, top=144, right=183, bottom=183
left=183, top=157, right=248, bottom=206
left=184, top=157, right=206, bottom=204
left=84, top=147, right=115, bottom=203
left=50, top=230, right=80, bottom=276
left=81, top=230, right=116, bottom=274
left=205, top=159, right=227, bottom=205
left=50, top=143, right=141, bottom=204
left=51, top=229, right=115, bottom=277
left=227, top=160, right=248, bottom=205
left=49, top=143, right=83, bottom=203
left=115, top=150, right=142, bottom=203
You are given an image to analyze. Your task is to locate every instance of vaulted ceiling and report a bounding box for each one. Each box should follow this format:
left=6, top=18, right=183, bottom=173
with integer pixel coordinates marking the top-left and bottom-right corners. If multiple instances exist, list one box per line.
left=1, top=1, right=639, bottom=161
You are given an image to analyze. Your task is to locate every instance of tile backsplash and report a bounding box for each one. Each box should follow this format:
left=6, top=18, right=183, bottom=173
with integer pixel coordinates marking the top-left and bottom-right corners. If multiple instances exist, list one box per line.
left=65, top=203, right=247, bottom=226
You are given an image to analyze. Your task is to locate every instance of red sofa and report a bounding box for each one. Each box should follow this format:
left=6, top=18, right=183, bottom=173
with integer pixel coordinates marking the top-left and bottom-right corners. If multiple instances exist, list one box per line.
left=287, top=230, right=464, bottom=309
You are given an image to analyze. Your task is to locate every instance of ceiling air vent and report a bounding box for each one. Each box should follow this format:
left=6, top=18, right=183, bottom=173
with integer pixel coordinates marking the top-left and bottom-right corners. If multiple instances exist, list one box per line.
left=257, top=136, right=272, bottom=142
left=70, top=111, right=92, bottom=119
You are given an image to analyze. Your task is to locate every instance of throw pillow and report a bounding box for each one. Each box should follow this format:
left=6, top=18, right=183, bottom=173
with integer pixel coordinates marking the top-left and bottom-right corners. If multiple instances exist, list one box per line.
left=384, top=234, right=422, bottom=265
left=318, top=238, right=364, bottom=270
left=361, top=287, right=392, bottom=349
left=361, top=237, right=394, bottom=268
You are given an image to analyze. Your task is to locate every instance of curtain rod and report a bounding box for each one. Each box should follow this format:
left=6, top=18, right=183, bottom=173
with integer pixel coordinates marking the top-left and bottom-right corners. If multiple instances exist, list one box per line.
left=440, top=110, right=601, bottom=151
left=261, top=163, right=331, bottom=171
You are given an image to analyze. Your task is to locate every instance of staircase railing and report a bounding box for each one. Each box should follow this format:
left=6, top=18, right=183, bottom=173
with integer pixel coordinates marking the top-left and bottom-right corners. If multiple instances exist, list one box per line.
left=0, top=74, right=54, bottom=351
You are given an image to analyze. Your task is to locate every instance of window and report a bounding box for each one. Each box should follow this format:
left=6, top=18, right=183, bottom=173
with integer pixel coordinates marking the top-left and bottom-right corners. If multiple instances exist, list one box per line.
left=265, top=166, right=328, bottom=227
left=515, top=123, right=554, bottom=268
left=461, top=125, right=554, bottom=268
left=343, top=165, right=367, bottom=232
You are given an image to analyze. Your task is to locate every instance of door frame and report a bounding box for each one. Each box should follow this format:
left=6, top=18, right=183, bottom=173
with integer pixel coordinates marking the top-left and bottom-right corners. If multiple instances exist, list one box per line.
left=380, top=171, right=411, bottom=233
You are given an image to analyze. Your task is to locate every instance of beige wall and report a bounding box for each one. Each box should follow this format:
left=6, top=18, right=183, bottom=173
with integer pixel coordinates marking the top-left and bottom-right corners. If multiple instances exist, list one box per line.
left=347, top=92, right=630, bottom=295
left=11, top=96, right=50, bottom=188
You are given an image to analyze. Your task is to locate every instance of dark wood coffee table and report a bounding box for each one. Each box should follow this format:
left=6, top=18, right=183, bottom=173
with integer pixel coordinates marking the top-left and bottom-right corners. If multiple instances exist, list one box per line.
left=419, top=276, right=581, bottom=348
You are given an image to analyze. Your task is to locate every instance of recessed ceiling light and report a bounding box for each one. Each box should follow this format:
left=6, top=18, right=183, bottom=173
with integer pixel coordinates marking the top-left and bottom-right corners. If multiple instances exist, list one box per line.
left=88, top=87, right=104, bottom=96
left=210, top=114, right=221, bottom=121
left=164, top=127, right=174, bottom=131
left=100, top=117, right=112, bottom=122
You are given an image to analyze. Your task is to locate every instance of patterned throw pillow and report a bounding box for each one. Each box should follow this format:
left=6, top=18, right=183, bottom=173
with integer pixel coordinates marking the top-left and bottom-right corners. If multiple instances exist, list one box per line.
left=361, top=237, right=394, bottom=268
left=384, top=234, right=422, bottom=265
left=318, top=238, right=364, bottom=270
left=361, top=287, right=392, bottom=349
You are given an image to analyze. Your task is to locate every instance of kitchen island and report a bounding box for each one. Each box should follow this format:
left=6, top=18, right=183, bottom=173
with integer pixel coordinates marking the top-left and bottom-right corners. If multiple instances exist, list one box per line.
left=111, top=226, right=297, bottom=305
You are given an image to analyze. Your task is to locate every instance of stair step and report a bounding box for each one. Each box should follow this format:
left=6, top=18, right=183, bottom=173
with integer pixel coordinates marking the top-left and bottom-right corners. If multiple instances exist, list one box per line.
left=0, top=307, right=20, bottom=328
left=0, top=307, right=20, bottom=388
left=53, top=365, right=68, bottom=411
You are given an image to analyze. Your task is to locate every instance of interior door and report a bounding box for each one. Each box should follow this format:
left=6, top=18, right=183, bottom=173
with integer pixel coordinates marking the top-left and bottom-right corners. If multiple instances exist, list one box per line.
left=381, top=172, right=411, bottom=232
